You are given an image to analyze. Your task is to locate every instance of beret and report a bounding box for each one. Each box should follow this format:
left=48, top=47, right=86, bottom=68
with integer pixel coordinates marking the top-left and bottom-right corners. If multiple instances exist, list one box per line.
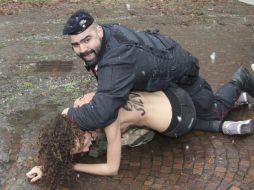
left=63, top=9, right=94, bottom=35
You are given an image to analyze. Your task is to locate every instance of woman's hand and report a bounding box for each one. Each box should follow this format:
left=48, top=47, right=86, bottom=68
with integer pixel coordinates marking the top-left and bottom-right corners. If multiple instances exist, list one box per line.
left=26, top=166, right=43, bottom=182
left=73, top=92, right=95, bottom=108
left=61, top=108, right=69, bottom=116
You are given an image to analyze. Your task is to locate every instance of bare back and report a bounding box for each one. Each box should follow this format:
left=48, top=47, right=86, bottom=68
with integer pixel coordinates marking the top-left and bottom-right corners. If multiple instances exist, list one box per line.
left=118, top=91, right=172, bottom=133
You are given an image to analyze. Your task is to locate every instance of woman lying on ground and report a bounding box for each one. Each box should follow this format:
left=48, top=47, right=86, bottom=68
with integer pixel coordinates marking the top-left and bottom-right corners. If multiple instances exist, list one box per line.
left=27, top=85, right=254, bottom=185
left=26, top=87, right=196, bottom=186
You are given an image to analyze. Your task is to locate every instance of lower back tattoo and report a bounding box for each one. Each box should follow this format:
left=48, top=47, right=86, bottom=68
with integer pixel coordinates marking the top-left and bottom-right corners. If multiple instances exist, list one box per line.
left=123, top=93, right=145, bottom=116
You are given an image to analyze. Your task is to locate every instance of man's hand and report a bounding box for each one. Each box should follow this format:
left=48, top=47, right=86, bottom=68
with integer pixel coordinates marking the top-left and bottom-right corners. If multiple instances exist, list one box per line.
left=62, top=108, right=69, bottom=116
left=26, top=166, right=43, bottom=182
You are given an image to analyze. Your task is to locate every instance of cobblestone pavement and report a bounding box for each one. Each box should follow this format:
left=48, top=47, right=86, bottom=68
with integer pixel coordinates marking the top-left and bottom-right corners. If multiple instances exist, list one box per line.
left=78, top=129, right=254, bottom=190
left=0, top=0, right=254, bottom=189
left=63, top=1, right=254, bottom=189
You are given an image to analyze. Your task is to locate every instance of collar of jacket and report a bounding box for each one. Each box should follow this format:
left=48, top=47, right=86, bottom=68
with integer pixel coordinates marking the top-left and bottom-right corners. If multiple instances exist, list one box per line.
left=96, top=25, right=110, bottom=62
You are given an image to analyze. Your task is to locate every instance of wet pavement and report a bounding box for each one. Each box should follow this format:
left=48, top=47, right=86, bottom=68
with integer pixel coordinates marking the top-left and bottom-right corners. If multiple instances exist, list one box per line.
left=0, top=0, right=254, bottom=189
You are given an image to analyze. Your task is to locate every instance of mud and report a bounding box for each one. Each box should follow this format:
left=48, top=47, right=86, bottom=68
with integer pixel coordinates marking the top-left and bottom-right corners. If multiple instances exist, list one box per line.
left=0, top=0, right=254, bottom=189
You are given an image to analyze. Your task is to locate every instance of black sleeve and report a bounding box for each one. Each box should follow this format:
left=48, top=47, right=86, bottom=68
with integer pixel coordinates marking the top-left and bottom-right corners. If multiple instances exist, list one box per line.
left=67, top=45, right=137, bottom=130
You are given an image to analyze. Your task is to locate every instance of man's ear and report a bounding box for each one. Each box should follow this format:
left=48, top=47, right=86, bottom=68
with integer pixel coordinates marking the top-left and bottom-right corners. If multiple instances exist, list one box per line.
left=97, top=26, right=103, bottom=39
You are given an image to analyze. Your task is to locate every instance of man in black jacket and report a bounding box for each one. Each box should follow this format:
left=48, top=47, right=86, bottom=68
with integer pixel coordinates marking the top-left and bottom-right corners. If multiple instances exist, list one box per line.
left=62, top=9, right=254, bottom=136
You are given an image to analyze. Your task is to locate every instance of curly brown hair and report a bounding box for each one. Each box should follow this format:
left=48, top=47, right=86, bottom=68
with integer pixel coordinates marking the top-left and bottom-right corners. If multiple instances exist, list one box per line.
left=38, top=114, right=83, bottom=189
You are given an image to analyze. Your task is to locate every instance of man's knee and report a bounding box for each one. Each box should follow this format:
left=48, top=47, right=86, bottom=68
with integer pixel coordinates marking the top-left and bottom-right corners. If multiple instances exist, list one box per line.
left=182, top=77, right=215, bottom=118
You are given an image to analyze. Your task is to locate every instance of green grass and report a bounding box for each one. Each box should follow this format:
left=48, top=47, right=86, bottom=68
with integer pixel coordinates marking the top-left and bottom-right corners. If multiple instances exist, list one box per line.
left=0, top=43, right=7, bottom=49
left=64, top=82, right=76, bottom=93
left=17, top=81, right=33, bottom=90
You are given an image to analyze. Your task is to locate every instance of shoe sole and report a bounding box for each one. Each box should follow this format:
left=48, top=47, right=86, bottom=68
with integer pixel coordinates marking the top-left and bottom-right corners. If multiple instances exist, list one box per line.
left=240, top=119, right=254, bottom=134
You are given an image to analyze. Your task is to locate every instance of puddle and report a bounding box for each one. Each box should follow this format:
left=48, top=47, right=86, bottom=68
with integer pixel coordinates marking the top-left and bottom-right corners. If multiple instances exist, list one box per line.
left=0, top=104, right=60, bottom=189
left=1, top=103, right=98, bottom=189
left=34, top=60, right=73, bottom=74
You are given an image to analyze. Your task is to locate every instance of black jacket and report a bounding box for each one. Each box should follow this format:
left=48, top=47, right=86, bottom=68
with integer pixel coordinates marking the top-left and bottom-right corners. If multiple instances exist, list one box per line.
left=68, top=24, right=199, bottom=130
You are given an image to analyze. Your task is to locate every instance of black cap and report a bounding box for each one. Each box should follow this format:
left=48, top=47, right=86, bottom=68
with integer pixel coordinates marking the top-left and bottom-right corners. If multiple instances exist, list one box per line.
left=63, top=9, right=94, bottom=35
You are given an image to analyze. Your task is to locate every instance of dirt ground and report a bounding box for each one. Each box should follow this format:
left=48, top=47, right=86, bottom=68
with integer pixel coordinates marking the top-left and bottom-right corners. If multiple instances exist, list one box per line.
left=0, top=0, right=254, bottom=189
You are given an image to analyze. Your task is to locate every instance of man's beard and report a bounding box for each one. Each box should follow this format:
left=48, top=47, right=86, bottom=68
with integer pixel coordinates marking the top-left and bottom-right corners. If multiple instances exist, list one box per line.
left=79, top=38, right=102, bottom=68
left=79, top=49, right=98, bottom=68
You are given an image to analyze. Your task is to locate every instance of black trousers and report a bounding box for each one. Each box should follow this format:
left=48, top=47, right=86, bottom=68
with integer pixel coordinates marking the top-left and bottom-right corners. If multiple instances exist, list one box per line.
left=181, top=76, right=241, bottom=133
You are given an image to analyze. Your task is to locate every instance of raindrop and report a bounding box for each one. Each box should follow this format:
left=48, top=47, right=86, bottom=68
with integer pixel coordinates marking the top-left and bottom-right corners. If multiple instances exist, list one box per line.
left=232, top=140, right=235, bottom=144
left=141, top=71, right=146, bottom=76
left=126, top=4, right=131, bottom=10
left=185, top=145, right=189, bottom=150
left=210, top=52, right=216, bottom=64
left=29, top=63, right=36, bottom=66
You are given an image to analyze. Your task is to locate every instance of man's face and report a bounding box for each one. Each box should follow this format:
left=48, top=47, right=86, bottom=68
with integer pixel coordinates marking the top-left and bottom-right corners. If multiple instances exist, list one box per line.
left=70, top=131, right=97, bottom=155
left=69, top=25, right=103, bottom=67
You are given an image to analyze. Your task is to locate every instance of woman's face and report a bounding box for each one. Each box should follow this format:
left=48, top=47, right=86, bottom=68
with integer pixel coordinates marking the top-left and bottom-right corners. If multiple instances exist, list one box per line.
left=70, top=131, right=97, bottom=155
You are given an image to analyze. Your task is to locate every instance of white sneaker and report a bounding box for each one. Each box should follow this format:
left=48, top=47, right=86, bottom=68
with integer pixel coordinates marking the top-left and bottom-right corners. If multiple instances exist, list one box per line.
left=251, top=64, right=254, bottom=72
left=222, top=119, right=254, bottom=135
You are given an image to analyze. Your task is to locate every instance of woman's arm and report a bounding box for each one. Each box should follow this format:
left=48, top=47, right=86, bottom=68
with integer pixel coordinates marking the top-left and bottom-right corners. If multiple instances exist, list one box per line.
left=73, top=119, right=122, bottom=176
left=73, top=92, right=95, bottom=108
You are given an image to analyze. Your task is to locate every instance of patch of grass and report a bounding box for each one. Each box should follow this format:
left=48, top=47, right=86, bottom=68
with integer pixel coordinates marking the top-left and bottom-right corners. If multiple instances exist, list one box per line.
left=9, top=95, right=17, bottom=104
left=64, top=82, right=76, bottom=93
left=49, top=95, right=58, bottom=104
left=0, top=43, right=7, bottom=49
left=17, top=81, right=33, bottom=90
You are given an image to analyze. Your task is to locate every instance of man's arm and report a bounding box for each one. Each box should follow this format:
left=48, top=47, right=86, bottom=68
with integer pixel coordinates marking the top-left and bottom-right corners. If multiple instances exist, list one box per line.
left=67, top=45, right=137, bottom=130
